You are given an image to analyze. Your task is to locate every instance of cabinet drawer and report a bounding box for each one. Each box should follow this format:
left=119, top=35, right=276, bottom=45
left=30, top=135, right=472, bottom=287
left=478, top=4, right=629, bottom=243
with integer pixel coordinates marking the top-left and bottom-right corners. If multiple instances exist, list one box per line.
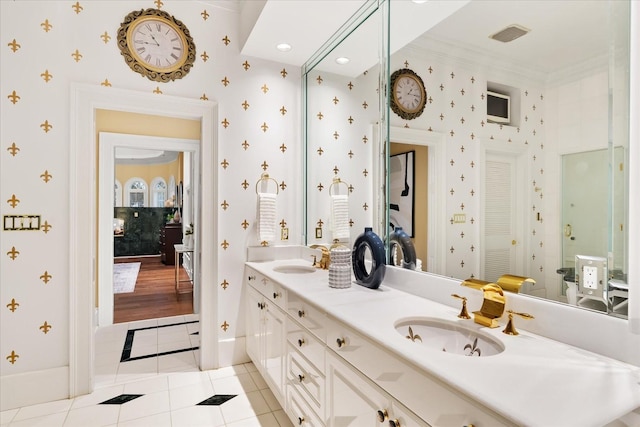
left=288, top=386, right=324, bottom=427
left=287, top=293, right=326, bottom=342
left=287, top=321, right=325, bottom=371
left=287, top=345, right=324, bottom=418
left=247, top=270, right=287, bottom=310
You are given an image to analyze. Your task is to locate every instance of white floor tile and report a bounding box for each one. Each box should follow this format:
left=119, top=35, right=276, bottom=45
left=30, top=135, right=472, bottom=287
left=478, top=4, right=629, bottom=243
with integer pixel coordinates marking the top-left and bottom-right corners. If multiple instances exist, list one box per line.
left=117, top=411, right=172, bottom=427
left=248, top=370, right=269, bottom=390
left=157, top=315, right=186, bottom=326
left=122, top=375, right=169, bottom=395
left=243, top=362, right=258, bottom=373
left=212, top=372, right=258, bottom=395
left=219, top=390, right=271, bottom=424
left=12, top=399, right=72, bottom=422
left=170, top=405, right=225, bottom=427
left=0, top=408, right=18, bottom=425
left=225, top=412, right=281, bottom=427
left=7, top=412, right=67, bottom=427
left=69, top=385, right=124, bottom=410
left=158, top=350, right=197, bottom=372
left=167, top=371, right=211, bottom=390
left=169, top=381, right=215, bottom=411
left=272, top=409, right=294, bottom=427
left=62, top=404, right=120, bottom=427
left=117, top=390, right=170, bottom=423
left=259, top=388, right=282, bottom=412
left=208, top=364, right=249, bottom=381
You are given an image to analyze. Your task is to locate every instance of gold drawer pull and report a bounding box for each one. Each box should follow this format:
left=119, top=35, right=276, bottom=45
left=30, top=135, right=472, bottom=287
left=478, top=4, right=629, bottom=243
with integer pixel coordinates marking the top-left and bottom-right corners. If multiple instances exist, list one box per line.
left=298, top=309, right=305, bottom=318
left=377, top=409, right=389, bottom=422
left=336, top=337, right=346, bottom=348
left=298, top=417, right=305, bottom=425
left=273, top=291, right=281, bottom=299
left=388, top=419, right=401, bottom=427
left=248, top=275, right=256, bottom=281
left=298, top=374, right=305, bottom=382
left=257, top=302, right=265, bottom=310
left=297, top=338, right=305, bottom=347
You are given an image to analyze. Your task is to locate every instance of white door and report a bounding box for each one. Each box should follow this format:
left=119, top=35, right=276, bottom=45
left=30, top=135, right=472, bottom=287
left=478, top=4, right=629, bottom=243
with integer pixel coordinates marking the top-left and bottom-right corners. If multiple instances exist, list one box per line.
left=482, top=153, right=520, bottom=282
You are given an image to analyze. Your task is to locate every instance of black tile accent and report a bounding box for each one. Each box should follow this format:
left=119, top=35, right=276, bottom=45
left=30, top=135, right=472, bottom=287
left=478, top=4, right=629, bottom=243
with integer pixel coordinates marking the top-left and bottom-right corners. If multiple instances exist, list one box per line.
left=197, top=394, right=237, bottom=406
left=120, top=320, right=199, bottom=363
left=100, top=394, right=144, bottom=405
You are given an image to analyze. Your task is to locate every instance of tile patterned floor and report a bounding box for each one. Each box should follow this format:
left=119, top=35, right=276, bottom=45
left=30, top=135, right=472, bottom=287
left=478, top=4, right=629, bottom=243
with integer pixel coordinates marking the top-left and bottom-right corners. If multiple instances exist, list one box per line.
left=0, top=315, right=293, bottom=427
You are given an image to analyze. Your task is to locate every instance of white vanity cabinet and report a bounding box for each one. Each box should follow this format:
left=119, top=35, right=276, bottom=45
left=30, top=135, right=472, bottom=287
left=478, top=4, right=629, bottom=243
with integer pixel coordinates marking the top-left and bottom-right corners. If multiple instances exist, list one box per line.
left=245, top=273, right=287, bottom=404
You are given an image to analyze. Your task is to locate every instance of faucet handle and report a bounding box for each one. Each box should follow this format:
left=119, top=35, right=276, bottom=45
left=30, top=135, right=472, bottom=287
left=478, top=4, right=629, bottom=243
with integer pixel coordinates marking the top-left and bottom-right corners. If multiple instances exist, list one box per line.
left=502, top=310, right=534, bottom=335
left=451, top=294, right=471, bottom=319
left=310, top=254, right=317, bottom=267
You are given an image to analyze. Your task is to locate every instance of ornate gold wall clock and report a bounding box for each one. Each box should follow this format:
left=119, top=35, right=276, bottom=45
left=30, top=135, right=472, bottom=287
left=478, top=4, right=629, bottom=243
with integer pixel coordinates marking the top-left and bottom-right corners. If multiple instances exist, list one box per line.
left=390, top=68, right=426, bottom=120
left=117, top=8, right=196, bottom=82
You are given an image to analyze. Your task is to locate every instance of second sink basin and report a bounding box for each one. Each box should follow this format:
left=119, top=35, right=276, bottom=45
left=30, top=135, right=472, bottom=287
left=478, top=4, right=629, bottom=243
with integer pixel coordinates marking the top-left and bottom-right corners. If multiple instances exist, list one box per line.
left=272, top=265, right=317, bottom=274
left=395, top=317, right=504, bottom=357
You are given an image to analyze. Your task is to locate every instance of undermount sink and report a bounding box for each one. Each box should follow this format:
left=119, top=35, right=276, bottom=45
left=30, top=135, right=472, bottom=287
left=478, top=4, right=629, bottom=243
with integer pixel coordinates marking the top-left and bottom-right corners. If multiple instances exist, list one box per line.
left=272, top=265, right=317, bottom=274
left=395, top=317, right=504, bottom=357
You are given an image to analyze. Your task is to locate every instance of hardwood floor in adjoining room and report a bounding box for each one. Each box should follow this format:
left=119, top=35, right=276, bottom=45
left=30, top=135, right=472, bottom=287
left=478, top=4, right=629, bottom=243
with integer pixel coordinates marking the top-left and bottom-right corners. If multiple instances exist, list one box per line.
left=114, top=255, right=193, bottom=323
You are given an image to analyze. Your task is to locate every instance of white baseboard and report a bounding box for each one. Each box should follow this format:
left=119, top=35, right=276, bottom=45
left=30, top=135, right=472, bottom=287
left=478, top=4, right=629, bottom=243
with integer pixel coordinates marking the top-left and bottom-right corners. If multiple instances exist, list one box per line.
left=217, top=336, right=250, bottom=368
left=0, top=366, right=69, bottom=411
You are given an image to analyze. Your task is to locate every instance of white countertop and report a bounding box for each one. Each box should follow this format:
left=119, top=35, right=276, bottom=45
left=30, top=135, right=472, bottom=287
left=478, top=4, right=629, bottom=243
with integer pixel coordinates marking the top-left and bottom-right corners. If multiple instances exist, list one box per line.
left=246, top=258, right=640, bottom=427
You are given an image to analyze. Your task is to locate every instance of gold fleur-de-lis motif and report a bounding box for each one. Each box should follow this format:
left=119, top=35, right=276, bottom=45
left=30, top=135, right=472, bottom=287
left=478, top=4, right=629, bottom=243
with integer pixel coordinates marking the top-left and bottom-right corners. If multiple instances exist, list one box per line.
left=201, top=9, right=210, bottom=20
left=7, top=194, right=20, bottom=208
left=201, top=51, right=209, bottom=62
left=40, top=170, right=52, bottom=183
left=261, top=84, right=269, bottom=94
left=7, top=142, right=20, bottom=156
left=220, top=200, right=229, bottom=210
left=71, top=49, right=82, bottom=62
left=348, top=150, right=354, bottom=158
left=154, top=0, right=164, bottom=8
left=362, top=101, right=368, bottom=109
left=221, top=240, right=229, bottom=250
left=242, top=100, right=249, bottom=110
left=348, top=116, right=354, bottom=124
left=8, top=90, right=20, bottom=104
left=260, top=241, right=269, bottom=247
left=347, top=81, right=354, bottom=90
left=220, top=280, right=229, bottom=290
left=317, top=183, right=324, bottom=192
left=316, top=75, right=323, bottom=84
left=40, top=271, right=52, bottom=284
left=41, top=221, right=52, bottom=233
left=41, top=19, right=53, bottom=32
left=241, top=180, right=249, bottom=190
left=317, top=219, right=324, bottom=228
left=39, top=321, right=52, bottom=334
left=261, top=122, right=268, bottom=132
left=317, top=147, right=324, bottom=156
left=348, top=185, right=354, bottom=193
left=222, top=35, right=230, bottom=45
left=362, top=169, right=368, bottom=177
left=101, top=79, right=111, bottom=87
left=279, top=144, right=287, bottom=153
left=100, top=31, right=110, bottom=43
left=333, top=131, right=339, bottom=140
left=362, top=202, right=370, bottom=211
left=71, top=2, right=83, bottom=13
left=220, top=159, right=229, bottom=169
left=6, top=299, right=19, bottom=312
left=7, top=247, right=19, bottom=260
left=41, top=70, right=53, bottom=82
left=333, top=166, right=340, bottom=175
left=405, top=326, right=422, bottom=342
left=241, top=220, right=249, bottom=230
left=280, top=106, right=287, bottom=115
left=40, top=120, right=53, bottom=133
left=460, top=260, right=465, bottom=267
left=280, top=68, right=287, bottom=78
left=198, top=93, right=208, bottom=101
left=221, top=118, right=230, bottom=128
left=8, top=39, right=21, bottom=52
left=317, top=112, right=324, bottom=120
left=349, top=218, right=354, bottom=227
left=279, top=181, right=286, bottom=191
left=241, top=140, right=249, bottom=150
left=6, top=351, right=19, bottom=364
left=261, top=161, right=268, bottom=171
left=242, top=60, right=250, bottom=71
left=362, top=135, right=368, bottom=144
left=221, top=76, right=230, bottom=86
left=332, top=96, right=339, bottom=105
left=153, top=87, right=163, bottom=94
left=279, top=219, right=287, bottom=228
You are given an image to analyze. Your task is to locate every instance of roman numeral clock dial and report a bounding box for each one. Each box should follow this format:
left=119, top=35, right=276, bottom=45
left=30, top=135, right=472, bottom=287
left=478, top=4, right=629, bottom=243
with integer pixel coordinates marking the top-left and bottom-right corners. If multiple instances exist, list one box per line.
left=118, top=8, right=196, bottom=82
left=390, top=68, right=427, bottom=120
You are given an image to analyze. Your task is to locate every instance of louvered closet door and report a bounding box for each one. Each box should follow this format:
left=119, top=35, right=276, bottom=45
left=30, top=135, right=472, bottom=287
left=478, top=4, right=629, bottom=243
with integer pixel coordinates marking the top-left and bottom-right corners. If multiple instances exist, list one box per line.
left=483, top=154, right=517, bottom=283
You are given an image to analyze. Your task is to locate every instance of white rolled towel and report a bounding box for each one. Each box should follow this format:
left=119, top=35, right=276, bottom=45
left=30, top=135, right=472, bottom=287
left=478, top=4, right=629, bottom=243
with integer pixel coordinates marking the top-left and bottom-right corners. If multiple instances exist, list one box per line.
left=257, top=192, right=277, bottom=242
left=330, top=194, right=350, bottom=240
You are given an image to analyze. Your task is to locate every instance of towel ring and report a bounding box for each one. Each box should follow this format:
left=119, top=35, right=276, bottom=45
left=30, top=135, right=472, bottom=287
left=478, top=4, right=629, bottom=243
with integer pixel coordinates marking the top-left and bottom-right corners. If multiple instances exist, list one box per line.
left=255, top=172, right=279, bottom=194
left=329, top=177, right=349, bottom=196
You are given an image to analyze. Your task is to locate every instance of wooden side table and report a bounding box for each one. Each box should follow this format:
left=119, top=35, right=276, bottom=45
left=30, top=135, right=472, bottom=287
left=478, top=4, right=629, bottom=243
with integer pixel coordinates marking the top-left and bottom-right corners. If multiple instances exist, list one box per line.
left=174, top=244, right=194, bottom=298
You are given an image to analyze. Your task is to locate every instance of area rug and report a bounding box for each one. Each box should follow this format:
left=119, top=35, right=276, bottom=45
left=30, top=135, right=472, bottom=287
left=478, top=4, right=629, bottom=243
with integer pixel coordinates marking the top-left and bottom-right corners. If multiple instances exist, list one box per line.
left=113, top=262, right=141, bottom=294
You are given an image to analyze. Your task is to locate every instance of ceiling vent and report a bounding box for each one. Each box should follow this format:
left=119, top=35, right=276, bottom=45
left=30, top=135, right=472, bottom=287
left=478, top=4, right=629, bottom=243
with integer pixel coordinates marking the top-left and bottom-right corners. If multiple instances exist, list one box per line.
left=489, top=24, right=530, bottom=43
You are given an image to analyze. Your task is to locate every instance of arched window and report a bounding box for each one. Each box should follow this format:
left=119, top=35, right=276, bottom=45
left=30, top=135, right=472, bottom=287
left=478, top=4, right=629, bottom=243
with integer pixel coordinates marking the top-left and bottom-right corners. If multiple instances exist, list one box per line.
left=125, top=177, right=148, bottom=207
left=114, top=180, right=122, bottom=207
left=151, top=177, right=167, bottom=207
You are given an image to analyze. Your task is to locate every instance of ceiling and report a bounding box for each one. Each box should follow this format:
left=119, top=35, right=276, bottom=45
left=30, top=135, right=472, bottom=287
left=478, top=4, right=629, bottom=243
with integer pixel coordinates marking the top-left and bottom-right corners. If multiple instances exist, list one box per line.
left=239, top=0, right=610, bottom=79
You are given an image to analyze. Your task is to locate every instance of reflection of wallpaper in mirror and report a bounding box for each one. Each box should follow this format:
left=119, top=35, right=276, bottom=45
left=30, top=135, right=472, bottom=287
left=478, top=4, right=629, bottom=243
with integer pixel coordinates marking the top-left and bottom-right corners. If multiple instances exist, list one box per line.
left=389, top=151, right=415, bottom=237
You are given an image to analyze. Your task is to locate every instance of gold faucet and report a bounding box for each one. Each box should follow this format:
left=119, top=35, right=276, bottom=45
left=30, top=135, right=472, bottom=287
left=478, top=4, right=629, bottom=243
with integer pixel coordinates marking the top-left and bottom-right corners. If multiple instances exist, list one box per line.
left=502, top=310, right=534, bottom=335
left=465, top=283, right=506, bottom=328
left=309, top=245, right=330, bottom=269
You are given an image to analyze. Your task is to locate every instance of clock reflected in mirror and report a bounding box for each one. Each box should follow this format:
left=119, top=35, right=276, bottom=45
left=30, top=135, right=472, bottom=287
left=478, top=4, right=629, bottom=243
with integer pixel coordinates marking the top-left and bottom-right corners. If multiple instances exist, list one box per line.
left=390, top=68, right=427, bottom=120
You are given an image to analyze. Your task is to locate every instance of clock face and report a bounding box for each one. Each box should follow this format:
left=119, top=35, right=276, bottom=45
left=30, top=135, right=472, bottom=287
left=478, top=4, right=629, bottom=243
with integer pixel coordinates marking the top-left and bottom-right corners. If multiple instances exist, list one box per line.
left=390, top=69, right=426, bottom=120
left=118, top=8, right=196, bottom=82
left=128, top=17, right=187, bottom=72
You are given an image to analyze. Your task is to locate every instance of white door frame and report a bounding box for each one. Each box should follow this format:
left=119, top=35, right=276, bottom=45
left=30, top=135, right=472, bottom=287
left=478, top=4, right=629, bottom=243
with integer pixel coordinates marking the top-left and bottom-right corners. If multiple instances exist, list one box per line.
left=70, top=83, right=218, bottom=397
left=98, top=133, right=200, bottom=326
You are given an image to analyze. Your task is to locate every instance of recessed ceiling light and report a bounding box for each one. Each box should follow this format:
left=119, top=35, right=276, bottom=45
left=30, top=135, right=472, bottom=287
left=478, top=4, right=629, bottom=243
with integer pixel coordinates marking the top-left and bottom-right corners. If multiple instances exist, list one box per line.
left=276, top=43, right=292, bottom=52
left=335, top=57, right=350, bottom=65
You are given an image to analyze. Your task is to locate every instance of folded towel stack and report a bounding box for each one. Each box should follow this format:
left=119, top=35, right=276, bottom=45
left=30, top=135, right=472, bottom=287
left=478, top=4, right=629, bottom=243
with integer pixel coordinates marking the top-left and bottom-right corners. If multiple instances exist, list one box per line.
left=257, top=192, right=277, bottom=243
left=330, top=194, right=350, bottom=241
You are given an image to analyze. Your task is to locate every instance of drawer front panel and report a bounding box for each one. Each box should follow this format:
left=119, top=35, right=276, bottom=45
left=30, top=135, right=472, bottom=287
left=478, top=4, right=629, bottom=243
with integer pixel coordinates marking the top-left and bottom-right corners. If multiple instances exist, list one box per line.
left=287, top=323, right=325, bottom=371
left=287, top=345, right=324, bottom=418
left=288, top=386, right=324, bottom=427
left=287, top=293, right=326, bottom=341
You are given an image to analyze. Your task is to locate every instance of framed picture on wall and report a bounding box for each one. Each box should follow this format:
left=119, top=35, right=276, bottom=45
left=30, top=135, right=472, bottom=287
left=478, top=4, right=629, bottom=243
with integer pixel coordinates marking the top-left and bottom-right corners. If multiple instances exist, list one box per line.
left=389, top=151, right=415, bottom=237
